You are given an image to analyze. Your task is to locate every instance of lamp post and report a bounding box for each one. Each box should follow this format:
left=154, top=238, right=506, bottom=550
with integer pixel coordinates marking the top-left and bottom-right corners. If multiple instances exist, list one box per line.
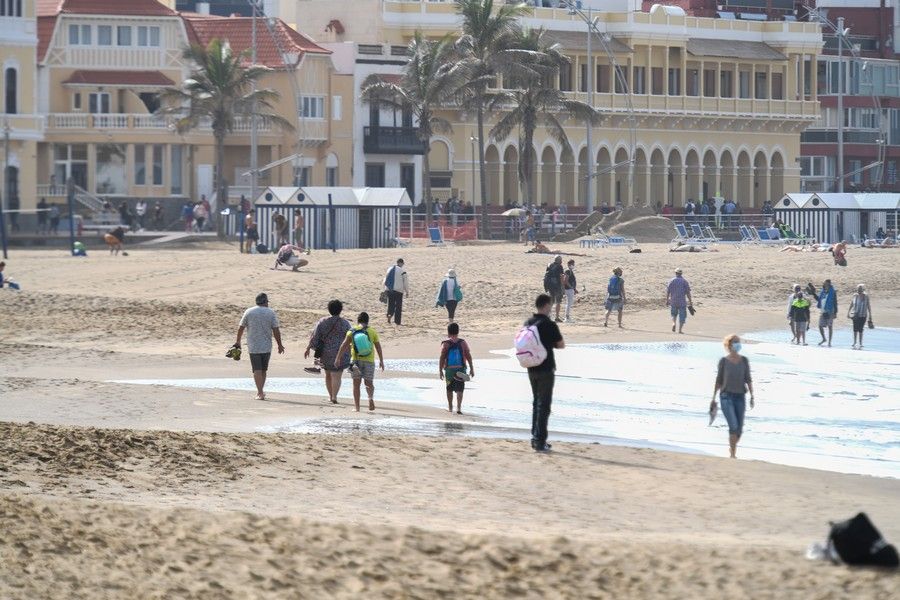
left=469, top=134, right=477, bottom=231
left=837, top=17, right=846, bottom=193
left=0, top=119, right=9, bottom=259
left=250, top=0, right=260, bottom=211
left=567, top=2, right=594, bottom=213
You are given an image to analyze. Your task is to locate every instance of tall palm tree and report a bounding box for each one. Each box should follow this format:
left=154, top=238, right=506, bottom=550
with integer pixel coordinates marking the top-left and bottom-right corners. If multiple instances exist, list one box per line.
left=490, top=28, right=600, bottom=208
left=158, top=38, right=293, bottom=209
left=455, top=0, right=529, bottom=238
left=360, top=32, right=467, bottom=220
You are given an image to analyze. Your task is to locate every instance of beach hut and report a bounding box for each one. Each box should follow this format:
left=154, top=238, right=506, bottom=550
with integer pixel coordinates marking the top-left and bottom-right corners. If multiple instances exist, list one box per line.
left=775, top=193, right=862, bottom=243
left=252, top=186, right=412, bottom=250
left=854, top=194, right=900, bottom=238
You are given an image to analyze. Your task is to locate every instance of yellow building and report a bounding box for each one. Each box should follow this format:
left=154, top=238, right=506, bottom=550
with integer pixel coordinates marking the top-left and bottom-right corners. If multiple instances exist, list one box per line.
left=30, top=0, right=350, bottom=219
left=1, top=0, right=41, bottom=230
left=280, top=0, right=824, bottom=209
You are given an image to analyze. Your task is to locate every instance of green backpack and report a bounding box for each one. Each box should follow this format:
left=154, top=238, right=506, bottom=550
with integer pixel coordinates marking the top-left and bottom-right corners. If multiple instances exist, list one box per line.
left=351, top=327, right=373, bottom=357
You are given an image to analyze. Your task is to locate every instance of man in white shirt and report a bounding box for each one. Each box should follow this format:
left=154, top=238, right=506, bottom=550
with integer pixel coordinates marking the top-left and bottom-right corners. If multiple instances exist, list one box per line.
left=384, top=258, right=410, bottom=325
left=234, top=293, right=284, bottom=401
left=135, top=200, right=147, bottom=231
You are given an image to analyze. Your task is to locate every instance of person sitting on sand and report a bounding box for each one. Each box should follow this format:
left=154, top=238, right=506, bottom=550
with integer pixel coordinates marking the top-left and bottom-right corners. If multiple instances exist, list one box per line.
left=832, top=240, right=848, bottom=266
left=439, top=322, right=474, bottom=415
left=272, top=243, right=308, bottom=272
left=670, top=241, right=717, bottom=252
left=104, top=226, right=126, bottom=256
left=528, top=239, right=551, bottom=254
left=863, top=237, right=896, bottom=248
left=0, top=261, right=21, bottom=290
left=710, top=334, right=755, bottom=459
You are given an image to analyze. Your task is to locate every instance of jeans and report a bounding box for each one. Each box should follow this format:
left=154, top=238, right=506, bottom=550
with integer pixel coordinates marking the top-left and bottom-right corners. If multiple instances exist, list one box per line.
left=564, top=288, right=575, bottom=320
left=446, top=300, right=458, bottom=321
left=719, top=391, right=746, bottom=436
left=529, top=369, right=555, bottom=448
left=387, top=290, right=404, bottom=325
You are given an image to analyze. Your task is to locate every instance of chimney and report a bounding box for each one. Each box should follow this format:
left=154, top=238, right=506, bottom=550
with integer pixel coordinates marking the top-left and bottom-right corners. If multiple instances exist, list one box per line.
left=196, top=2, right=210, bottom=15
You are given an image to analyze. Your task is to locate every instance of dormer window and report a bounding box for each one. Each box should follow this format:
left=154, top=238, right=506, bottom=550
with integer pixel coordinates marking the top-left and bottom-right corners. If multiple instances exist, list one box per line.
left=98, top=25, right=112, bottom=46
left=117, top=26, right=132, bottom=46
left=69, top=24, right=92, bottom=46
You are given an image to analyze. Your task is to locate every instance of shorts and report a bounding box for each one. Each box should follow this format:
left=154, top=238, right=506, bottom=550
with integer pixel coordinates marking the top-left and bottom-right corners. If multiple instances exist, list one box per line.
left=547, top=288, right=563, bottom=303
left=852, top=316, right=867, bottom=333
left=670, top=305, right=687, bottom=322
left=249, top=352, right=271, bottom=372
left=794, top=320, right=808, bottom=331
left=351, top=361, right=376, bottom=382
left=445, top=368, right=466, bottom=393
left=605, top=297, right=623, bottom=311
left=719, top=391, right=746, bottom=436
left=819, top=312, right=834, bottom=328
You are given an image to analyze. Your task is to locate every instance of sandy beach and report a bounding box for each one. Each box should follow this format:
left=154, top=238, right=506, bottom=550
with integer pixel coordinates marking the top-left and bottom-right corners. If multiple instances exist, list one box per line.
left=1, top=241, right=899, bottom=598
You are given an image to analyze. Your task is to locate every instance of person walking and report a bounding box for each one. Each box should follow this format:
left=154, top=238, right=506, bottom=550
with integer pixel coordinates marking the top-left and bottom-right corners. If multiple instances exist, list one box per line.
left=36, top=197, right=48, bottom=234
left=293, top=209, right=305, bottom=251
left=193, top=201, right=208, bottom=232
left=439, top=322, right=474, bottom=414
left=181, top=201, right=194, bottom=233
left=710, top=334, right=755, bottom=459
left=152, top=201, right=164, bottom=230
left=524, top=294, right=565, bottom=452
left=335, top=312, right=384, bottom=412
left=563, top=259, right=578, bottom=323
left=603, top=267, right=626, bottom=328
left=245, top=214, right=259, bottom=254
left=435, top=268, right=462, bottom=322
left=234, top=293, right=284, bottom=401
left=811, top=279, right=838, bottom=347
left=847, top=284, right=873, bottom=349
left=305, top=299, right=351, bottom=404
left=789, top=291, right=811, bottom=345
left=543, top=255, right=565, bottom=323
left=384, top=258, right=409, bottom=325
left=272, top=212, right=289, bottom=246
left=49, top=204, right=61, bottom=235
left=135, top=200, right=147, bottom=231
left=666, top=268, right=693, bottom=333
left=787, top=283, right=802, bottom=343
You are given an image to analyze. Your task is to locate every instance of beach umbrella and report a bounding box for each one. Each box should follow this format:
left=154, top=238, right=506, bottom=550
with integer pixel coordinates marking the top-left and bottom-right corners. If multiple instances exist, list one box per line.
left=502, top=208, right=527, bottom=217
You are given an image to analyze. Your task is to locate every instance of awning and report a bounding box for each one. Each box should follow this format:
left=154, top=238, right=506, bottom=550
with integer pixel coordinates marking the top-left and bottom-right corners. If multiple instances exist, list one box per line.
left=62, top=70, right=175, bottom=87
left=686, top=39, right=786, bottom=61
left=543, top=31, right=633, bottom=54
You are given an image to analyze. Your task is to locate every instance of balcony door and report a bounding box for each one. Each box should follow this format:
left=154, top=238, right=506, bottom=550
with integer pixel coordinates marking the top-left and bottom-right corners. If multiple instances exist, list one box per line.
left=89, top=92, right=110, bottom=114
left=53, top=144, right=88, bottom=191
left=400, top=163, right=415, bottom=202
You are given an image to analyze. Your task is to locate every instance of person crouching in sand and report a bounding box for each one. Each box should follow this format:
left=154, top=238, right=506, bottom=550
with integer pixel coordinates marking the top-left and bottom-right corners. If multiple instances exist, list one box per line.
left=104, top=226, right=126, bottom=256
left=711, top=334, right=755, bottom=459
left=439, top=323, right=474, bottom=414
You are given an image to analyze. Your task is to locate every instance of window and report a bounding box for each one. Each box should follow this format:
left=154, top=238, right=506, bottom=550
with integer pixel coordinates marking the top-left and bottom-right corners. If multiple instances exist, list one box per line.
left=137, top=26, right=160, bottom=47
left=4, top=68, right=16, bottom=114
left=98, top=25, right=112, bottom=46
left=134, top=145, right=146, bottom=185
left=739, top=70, right=751, bottom=99
left=401, top=105, right=413, bottom=128
left=800, top=156, right=826, bottom=177
left=633, top=67, right=646, bottom=95
left=720, top=70, right=733, bottom=98
left=150, top=26, right=160, bottom=46
left=579, top=63, right=587, bottom=93
left=888, top=160, right=897, bottom=185
left=559, top=63, right=572, bottom=92
left=365, top=163, right=385, bottom=188
left=69, top=24, right=93, bottom=45
left=703, top=69, right=716, bottom=97
left=1, top=0, right=23, bottom=16
left=69, top=24, right=79, bottom=45
left=326, top=166, right=338, bottom=187
left=849, top=159, right=862, bottom=185
left=614, top=66, right=628, bottom=94
left=73, top=93, right=81, bottom=110
left=152, top=144, right=163, bottom=185
left=755, top=72, right=768, bottom=99
left=170, top=145, right=183, bottom=195
left=95, top=143, right=127, bottom=194
left=88, top=92, right=110, bottom=114
left=651, top=67, right=663, bottom=95
left=772, top=72, right=784, bottom=100
left=332, top=95, right=342, bottom=120
left=597, top=64, right=609, bottom=93
left=299, top=96, right=324, bottom=119
left=117, top=26, right=132, bottom=46
left=686, top=69, right=699, bottom=97
left=369, top=102, right=380, bottom=128
left=667, top=68, right=681, bottom=96
left=400, top=163, right=415, bottom=201
left=293, top=166, right=310, bottom=187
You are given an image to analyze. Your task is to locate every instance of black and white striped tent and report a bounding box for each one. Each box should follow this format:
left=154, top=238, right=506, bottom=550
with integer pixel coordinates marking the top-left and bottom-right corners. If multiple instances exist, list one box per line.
left=774, top=193, right=900, bottom=243
left=248, top=186, right=412, bottom=250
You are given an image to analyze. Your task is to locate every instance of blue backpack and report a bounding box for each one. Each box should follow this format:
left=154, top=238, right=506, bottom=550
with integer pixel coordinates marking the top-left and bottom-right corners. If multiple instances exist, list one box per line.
left=352, top=327, right=373, bottom=357
left=446, top=339, right=465, bottom=368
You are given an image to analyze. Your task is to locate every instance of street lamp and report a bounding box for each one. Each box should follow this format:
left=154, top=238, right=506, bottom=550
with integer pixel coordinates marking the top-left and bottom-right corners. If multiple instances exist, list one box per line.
left=836, top=17, right=848, bottom=193
left=567, top=1, right=595, bottom=212
left=469, top=135, right=478, bottom=223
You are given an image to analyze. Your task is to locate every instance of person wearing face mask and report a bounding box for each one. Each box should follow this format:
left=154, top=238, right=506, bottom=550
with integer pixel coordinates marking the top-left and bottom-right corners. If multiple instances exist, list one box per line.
left=562, top=259, right=578, bottom=323
left=710, top=334, right=755, bottom=459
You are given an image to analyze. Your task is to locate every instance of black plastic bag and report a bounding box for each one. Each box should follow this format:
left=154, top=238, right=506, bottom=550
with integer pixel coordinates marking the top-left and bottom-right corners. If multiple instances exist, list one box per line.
left=829, top=512, right=899, bottom=568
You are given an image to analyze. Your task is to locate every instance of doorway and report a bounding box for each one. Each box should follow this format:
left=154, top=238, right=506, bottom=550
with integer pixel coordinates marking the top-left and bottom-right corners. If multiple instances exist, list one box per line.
left=359, top=208, right=373, bottom=249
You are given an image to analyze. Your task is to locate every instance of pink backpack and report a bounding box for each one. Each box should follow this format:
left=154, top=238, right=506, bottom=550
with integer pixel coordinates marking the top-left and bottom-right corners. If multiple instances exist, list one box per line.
left=515, top=324, right=547, bottom=368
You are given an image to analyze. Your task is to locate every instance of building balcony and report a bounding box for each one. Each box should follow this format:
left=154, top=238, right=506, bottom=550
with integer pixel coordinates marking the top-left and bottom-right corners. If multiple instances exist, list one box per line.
left=0, top=114, right=44, bottom=139
left=363, top=126, right=426, bottom=155
left=45, top=113, right=274, bottom=134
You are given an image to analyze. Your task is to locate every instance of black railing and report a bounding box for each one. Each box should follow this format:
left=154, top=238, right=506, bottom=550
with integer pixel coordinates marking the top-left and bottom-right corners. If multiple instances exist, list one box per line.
left=363, top=126, right=427, bottom=155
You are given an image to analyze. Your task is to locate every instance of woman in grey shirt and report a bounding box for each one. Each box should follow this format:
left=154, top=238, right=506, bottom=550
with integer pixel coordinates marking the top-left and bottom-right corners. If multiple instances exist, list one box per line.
left=711, top=334, right=755, bottom=458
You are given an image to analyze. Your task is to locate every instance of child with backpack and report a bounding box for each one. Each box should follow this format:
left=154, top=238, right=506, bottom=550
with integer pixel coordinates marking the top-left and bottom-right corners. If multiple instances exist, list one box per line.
left=439, top=323, right=475, bottom=414
left=334, top=312, right=384, bottom=411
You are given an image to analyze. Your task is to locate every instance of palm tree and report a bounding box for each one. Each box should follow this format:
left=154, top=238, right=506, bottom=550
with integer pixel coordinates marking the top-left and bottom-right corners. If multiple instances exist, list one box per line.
left=490, top=28, right=600, bottom=208
left=158, top=38, right=293, bottom=209
left=455, top=0, right=529, bottom=238
left=360, top=32, right=468, bottom=219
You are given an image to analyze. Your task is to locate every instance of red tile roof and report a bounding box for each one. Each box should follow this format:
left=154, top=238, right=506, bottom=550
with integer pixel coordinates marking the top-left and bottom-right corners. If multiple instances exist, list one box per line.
left=38, top=0, right=177, bottom=17
left=62, top=70, right=175, bottom=86
left=182, top=15, right=330, bottom=70
left=37, top=16, right=57, bottom=62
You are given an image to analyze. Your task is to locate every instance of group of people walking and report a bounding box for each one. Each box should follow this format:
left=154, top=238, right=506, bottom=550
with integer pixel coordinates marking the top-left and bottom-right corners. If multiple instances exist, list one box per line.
left=787, top=279, right=874, bottom=348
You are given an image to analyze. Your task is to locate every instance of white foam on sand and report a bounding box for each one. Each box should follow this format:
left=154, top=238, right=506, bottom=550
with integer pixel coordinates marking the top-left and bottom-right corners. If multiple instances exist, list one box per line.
left=114, top=328, right=900, bottom=479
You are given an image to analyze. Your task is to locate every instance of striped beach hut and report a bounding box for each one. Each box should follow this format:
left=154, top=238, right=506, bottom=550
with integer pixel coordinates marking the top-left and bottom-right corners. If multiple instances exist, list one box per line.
left=253, top=186, right=412, bottom=250
left=775, top=193, right=861, bottom=243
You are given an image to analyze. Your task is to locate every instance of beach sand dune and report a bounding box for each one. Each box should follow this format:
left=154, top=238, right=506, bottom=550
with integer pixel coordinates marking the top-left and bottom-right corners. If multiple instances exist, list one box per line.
left=1, top=243, right=899, bottom=597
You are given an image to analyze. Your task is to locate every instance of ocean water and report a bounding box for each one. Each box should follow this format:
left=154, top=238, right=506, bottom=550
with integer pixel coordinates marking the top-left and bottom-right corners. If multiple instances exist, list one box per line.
left=115, top=328, right=900, bottom=479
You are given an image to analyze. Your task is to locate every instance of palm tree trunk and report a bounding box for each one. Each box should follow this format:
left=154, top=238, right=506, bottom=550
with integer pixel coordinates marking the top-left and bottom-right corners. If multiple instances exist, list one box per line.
left=422, top=146, right=433, bottom=228
left=214, top=128, right=227, bottom=239
left=519, top=126, right=535, bottom=209
left=477, top=102, right=489, bottom=239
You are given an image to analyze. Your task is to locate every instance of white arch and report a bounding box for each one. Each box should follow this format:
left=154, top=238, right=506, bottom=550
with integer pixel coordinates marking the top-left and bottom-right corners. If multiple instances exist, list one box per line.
left=325, top=152, right=339, bottom=168
left=700, top=144, right=718, bottom=163
left=538, top=139, right=563, bottom=162
left=431, top=135, right=455, bottom=167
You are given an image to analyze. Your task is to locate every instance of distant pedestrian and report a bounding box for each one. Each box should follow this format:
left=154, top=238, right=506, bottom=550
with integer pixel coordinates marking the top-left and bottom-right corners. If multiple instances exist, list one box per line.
left=665, top=268, right=693, bottom=333
left=604, top=267, right=626, bottom=328
left=710, top=334, right=755, bottom=459
left=384, top=258, right=409, bottom=325
left=786, top=283, right=802, bottom=343
left=543, top=255, right=565, bottom=323
left=193, top=201, right=208, bottom=232
left=153, top=201, right=164, bottom=230
left=272, top=212, right=289, bottom=246
left=563, top=259, right=578, bottom=323
left=435, top=268, right=462, bottom=322
left=847, top=284, right=873, bottom=349
left=810, top=279, right=837, bottom=347
left=293, top=209, right=305, bottom=250
left=234, top=292, right=284, bottom=401
left=439, top=322, right=474, bottom=414
left=304, top=299, right=351, bottom=403
left=521, top=293, right=565, bottom=452
left=789, top=291, right=811, bottom=345
left=523, top=211, right=535, bottom=245
left=245, top=214, right=259, bottom=253
left=36, top=198, right=48, bottom=234
left=181, top=202, right=194, bottom=232
left=335, top=312, right=385, bottom=412
left=48, top=204, right=61, bottom=235
left=135, top=200, right=147, bottom=230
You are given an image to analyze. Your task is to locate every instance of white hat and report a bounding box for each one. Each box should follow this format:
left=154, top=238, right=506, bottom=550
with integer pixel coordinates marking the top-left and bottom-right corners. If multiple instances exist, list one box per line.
left=447, top=268, right=457, bottom=278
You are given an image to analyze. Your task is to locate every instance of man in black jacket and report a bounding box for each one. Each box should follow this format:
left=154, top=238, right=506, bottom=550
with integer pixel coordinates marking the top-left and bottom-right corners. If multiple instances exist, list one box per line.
left=524, top=294, right=565, bottom=452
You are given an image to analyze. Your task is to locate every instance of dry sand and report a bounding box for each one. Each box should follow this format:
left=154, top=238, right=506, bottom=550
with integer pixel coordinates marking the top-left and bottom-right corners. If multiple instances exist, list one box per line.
left=1, top=241, right=899, bottom=598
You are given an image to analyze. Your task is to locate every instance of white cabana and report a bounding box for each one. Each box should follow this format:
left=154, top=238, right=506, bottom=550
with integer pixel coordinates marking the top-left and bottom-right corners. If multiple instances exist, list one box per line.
left=776, top=192, right=899, bottom=242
